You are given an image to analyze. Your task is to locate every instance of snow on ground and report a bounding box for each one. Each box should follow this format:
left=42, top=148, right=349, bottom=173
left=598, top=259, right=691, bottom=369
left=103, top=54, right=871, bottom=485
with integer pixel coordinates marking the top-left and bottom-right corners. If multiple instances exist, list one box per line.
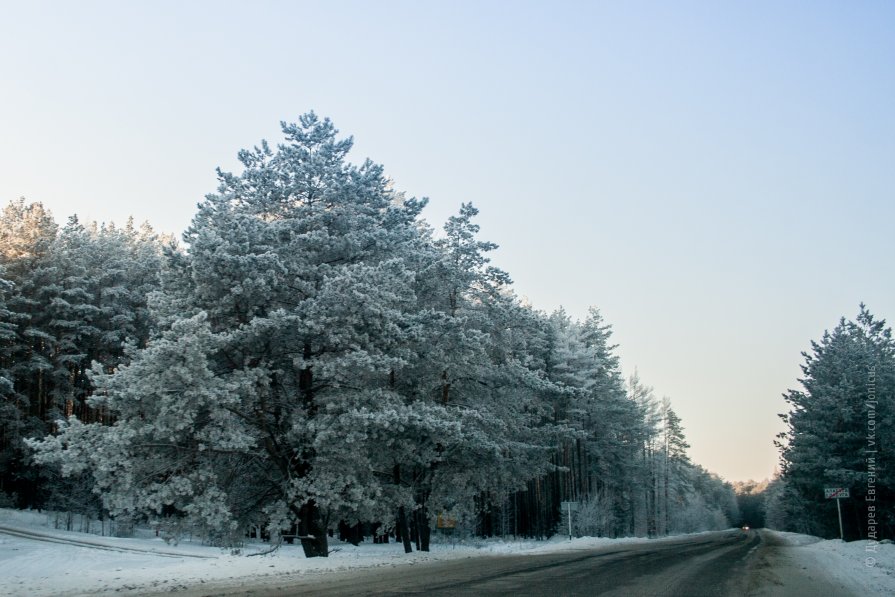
left=462, top=528, right=720, bottom=555
left=3, top=509, right=891, bottom=597
left=0, top=508, right=712, bottom=597
left=769, top=530, right=895, bottom=595
left=0, top=508, right=470, bottom=597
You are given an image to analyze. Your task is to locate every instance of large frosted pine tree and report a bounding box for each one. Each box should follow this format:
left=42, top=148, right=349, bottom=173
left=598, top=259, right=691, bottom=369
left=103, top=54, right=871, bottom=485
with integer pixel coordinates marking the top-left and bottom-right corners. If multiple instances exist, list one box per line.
left=32, top=113, right=427, bottom=556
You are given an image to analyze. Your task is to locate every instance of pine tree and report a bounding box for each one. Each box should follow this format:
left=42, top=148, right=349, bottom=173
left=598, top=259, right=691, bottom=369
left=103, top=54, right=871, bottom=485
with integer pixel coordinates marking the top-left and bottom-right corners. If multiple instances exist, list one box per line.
left=21, top=115, right=741, bottom=549
left=0, top=266, right=19, bottom=500
left=627, top=371, right=661, bottom=536
left=776, top=305, right=894, bottom=539
left=1, top=199, right=168, bottom=508
left=32, top=114, right=428, bottom=556
left=380, top=204, right=557, bottom=550
left=0, top=200, right=60, bottom=504
left=576, top=309, right=641, bottom=537
left=660, top=398, right=690, bottom=534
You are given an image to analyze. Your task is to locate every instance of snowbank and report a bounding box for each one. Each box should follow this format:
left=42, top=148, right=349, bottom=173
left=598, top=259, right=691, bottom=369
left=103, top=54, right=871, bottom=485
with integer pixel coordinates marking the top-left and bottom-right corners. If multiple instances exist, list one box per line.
left=766, top=529, right=894, bottom=595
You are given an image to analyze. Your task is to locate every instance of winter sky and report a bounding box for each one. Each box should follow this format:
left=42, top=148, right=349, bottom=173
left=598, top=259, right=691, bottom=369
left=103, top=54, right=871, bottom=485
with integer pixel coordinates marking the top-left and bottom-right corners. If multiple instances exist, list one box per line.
left=1, top=1, right=893, bottom=482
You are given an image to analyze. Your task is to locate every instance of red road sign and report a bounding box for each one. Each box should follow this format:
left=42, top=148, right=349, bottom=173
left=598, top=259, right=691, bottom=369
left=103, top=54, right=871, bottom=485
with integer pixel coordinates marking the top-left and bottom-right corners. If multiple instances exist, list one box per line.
left=824, top=487, right=850, bottom=499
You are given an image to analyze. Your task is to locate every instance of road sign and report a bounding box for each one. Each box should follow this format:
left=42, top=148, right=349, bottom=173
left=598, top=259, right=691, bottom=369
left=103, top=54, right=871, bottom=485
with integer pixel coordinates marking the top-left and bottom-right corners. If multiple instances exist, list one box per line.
left=824, top=487, right=850, bottom=499
left=823, top=488, right=849, bottom=540
left=436, top=513, right=456, bottom=529
left=561, top=501, right=579, bottom=541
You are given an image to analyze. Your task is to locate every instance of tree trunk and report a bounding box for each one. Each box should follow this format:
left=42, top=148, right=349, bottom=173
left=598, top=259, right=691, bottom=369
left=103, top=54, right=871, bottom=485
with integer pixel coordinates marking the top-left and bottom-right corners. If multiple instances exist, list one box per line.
left=294, top=344, right=328, bottom=557
left=338, top=520, right=362, bottom=546
left=298, top=500, right=328, bottom=557
left=441, top=370, right=450, bottom=404
left=411, top=514, right=420, bottom=550
left=415, top=506, right=431, bottom=551
left=664, top=457, right=670, bottom=535
left=396, top=506, right=413, bottom=554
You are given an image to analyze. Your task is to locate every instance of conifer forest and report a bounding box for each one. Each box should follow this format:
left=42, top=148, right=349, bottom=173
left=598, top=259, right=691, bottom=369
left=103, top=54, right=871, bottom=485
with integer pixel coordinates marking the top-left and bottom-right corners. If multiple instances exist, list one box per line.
left=1, top=114, right=890, bottom=558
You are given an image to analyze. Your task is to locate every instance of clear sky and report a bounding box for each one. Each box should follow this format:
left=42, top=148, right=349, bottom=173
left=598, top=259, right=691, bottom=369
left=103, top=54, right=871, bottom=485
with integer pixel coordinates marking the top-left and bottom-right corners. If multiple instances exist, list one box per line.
left=2, top=1, right=893, bottom=482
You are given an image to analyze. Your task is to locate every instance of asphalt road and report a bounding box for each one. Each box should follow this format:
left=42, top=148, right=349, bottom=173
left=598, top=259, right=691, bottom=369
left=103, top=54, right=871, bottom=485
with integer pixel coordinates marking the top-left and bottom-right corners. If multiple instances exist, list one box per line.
left=172, top=529, right=859, bottom=597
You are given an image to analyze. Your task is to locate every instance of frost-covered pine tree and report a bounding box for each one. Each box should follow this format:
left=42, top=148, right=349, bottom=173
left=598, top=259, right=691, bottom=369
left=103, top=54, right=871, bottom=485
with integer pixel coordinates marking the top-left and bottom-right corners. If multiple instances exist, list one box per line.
left=21, top=114, right=733, bottom=550
left=46, top=217, right=102, bottom=419
left=627, top=371, right=662, bottom=536
left=32, top=114, right=428, bottom=557
left=573, top=309, right=642, bottom=537
left=0, top=200, right=60, bottom=424
left=0, top=265, right=20, bottom=499
left=0, top=269, right=15, bottom=397
left=0, top=200, right=61, bottom=504
left=1, top=199, right=168, bottom=507
left=382, top=203, right=561, bottom=550
left=659, top=397, right=690, bottom=535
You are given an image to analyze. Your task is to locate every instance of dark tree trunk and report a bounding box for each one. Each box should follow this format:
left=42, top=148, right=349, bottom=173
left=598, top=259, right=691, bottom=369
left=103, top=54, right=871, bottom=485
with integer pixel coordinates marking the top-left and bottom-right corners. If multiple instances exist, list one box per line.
left=393, top=463, right=412, bottom=553
left=415, top=506, right=431, bottom=551
left=293, top=344, right=328, bottom=557
left=298, top=500, right=328, bottom=557
left=396, top=506, right=413, bottom=554
left=411, top=514, right=420, bottom=550
left=338, top=520, right=362, bottom=546
left=441, top=370, right=450, bottom=404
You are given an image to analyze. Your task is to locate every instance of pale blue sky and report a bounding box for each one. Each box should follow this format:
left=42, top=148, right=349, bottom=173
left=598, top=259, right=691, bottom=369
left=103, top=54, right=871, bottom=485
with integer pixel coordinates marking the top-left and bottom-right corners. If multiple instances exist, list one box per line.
left=2, top=1, right=893, bottom=481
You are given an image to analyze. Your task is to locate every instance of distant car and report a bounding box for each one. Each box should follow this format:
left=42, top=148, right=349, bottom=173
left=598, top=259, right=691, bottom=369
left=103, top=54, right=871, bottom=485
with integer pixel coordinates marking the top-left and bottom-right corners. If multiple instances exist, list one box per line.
left=742, top=525, right=750, bottom=531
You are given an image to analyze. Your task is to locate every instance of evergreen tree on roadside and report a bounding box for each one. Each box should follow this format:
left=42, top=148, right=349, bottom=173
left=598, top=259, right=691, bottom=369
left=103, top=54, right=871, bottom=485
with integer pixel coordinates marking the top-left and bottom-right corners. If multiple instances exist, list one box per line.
left=775, top=305, right=894, bottom=539
left=31, top=114, right=428, bottom=557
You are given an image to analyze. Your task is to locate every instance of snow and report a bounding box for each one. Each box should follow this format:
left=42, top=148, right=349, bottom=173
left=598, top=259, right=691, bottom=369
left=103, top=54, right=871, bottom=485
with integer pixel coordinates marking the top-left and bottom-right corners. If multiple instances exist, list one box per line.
left=770, top=530, right=895, bottom=595
left=461, top=529, right=721, bottom=555
left=0, top=508, right=715, bottom=596
left=0, top=509, right=481, bottom=596
left=3, top=511, right=892, bottom=597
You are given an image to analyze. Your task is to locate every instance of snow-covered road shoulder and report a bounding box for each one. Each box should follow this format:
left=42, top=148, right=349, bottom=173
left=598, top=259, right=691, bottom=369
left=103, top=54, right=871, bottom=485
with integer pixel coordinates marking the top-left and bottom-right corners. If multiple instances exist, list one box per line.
left=764, top=530, right=894, bottom=595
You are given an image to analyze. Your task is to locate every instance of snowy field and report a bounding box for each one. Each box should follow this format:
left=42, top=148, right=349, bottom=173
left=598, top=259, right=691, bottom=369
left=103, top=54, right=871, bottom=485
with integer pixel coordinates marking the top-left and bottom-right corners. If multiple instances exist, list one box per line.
left=1, top=508, right=892, bottom=596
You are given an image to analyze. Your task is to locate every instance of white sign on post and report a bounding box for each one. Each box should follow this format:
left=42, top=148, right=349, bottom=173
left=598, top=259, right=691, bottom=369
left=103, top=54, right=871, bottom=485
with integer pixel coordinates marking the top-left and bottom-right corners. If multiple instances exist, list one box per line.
left=823, top=487, right=849, bottom=540
left=824, top=487, right=850, bottom=499
left=561, top=501, right=578, bottom=541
